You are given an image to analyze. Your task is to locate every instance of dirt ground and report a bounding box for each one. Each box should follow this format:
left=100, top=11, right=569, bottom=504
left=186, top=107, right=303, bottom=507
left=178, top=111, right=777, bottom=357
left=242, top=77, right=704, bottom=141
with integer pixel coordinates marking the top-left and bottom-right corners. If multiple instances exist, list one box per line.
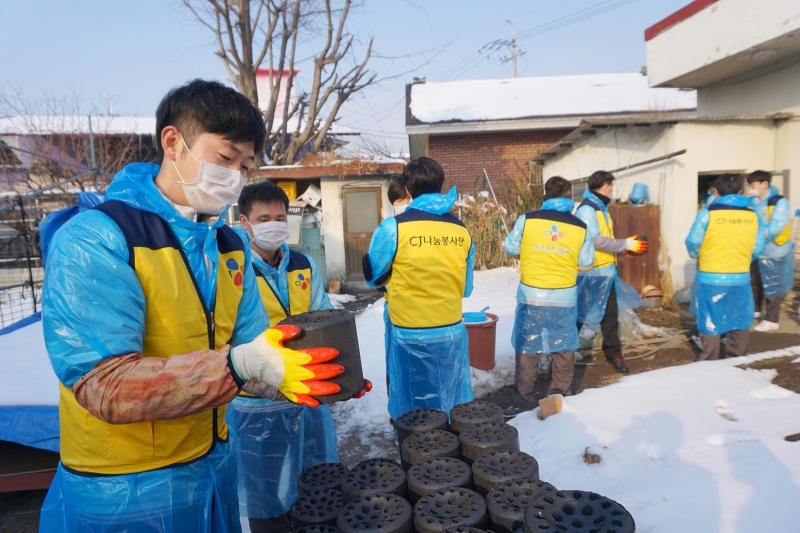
left=4, top=299, right=800, bottom=531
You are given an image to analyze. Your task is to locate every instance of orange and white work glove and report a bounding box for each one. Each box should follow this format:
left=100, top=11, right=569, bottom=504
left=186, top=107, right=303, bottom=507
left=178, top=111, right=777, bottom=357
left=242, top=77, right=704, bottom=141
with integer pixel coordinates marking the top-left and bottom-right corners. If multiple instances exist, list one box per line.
left=229, top=325, right=344, bottom=407
left=624, top=234, right=648, bottom=256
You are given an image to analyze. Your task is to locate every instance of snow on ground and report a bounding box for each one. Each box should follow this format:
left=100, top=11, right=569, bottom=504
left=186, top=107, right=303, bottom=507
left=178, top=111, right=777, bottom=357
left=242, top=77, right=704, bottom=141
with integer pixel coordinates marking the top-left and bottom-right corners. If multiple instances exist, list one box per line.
left=510, top=347, right=800, bottom=533
left=333, top=265, right=800, bottom=530
left=0, top=319, right=57, bottom=406
left=409, top=73, right=697, bottom=124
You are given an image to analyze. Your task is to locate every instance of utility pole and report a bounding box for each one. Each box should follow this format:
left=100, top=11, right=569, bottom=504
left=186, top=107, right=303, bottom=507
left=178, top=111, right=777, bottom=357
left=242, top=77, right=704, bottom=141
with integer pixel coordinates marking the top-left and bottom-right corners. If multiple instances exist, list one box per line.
left=507, top=21, right=517, bottom=78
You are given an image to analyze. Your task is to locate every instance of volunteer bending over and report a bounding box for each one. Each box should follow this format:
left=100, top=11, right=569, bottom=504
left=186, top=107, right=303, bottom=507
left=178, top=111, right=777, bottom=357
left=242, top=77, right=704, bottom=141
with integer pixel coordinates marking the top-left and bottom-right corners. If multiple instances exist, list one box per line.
left=228, top=182, right=338, bottom=533
left=40, top=80, right=343, bottom=533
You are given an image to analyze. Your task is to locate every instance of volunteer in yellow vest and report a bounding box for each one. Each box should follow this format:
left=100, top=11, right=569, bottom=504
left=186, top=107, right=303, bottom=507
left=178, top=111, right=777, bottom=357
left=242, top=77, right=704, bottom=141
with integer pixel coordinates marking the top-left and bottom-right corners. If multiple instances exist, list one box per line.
left=575, top=171, right=647, bottom=374
left=503, top=177, right=594, bottom=417
left=686, top=173, right=766, bottom=361
left=363, top=157, right=475, bottom=421
left=227, top=182, right=337, bottom=533
left=40, top=80, right=343, bottom=533
left=746, top=170, right=795, bottom=333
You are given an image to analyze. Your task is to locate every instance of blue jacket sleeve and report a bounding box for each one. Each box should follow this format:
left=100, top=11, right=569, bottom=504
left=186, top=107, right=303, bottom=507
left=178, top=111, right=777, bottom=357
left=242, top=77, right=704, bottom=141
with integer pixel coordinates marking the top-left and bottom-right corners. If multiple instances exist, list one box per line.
left=752, top=209, right=768, bottom=259
left=230, top=240, right=270, bottom=346
left=578, top=230, right=595, bottom=268
left=42, top=211, right=146, bottom=388
left=464, top=243, right=475, bottom=297
left=364, top=217, right=398, bottom=287
left=309, top=255, right=334, bottom=311
left=575, top=205, right=600, bottom=243
left=503, top=215, right=525, bottom=256
left=766, top=197, right=791, bottom=241
left=685, top=208, right=709, bottom=259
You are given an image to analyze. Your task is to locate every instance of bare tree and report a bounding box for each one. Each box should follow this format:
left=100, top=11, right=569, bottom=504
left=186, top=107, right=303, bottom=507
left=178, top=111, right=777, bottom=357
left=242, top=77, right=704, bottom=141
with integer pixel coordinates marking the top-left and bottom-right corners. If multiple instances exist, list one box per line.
left=184, top=0, right=375, bottom=165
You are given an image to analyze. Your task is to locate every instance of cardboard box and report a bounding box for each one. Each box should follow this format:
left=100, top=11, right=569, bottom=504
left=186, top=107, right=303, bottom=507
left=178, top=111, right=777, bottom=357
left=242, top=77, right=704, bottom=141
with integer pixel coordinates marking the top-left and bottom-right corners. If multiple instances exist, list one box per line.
left=298, top=184, right=322, bottom=208
left=287, top=201, right=304, bottom=246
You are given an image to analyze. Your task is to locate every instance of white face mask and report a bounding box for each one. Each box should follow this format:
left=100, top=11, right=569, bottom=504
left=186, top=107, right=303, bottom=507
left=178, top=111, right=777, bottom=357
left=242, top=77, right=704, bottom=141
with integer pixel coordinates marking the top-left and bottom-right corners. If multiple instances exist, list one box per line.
left=247, top=219, right=291, bottom=252
left=173, top=136, right=246, bottom=215
left=747, top=188, right=760, bottom=197
left=394, top=204, right=408, bottom=216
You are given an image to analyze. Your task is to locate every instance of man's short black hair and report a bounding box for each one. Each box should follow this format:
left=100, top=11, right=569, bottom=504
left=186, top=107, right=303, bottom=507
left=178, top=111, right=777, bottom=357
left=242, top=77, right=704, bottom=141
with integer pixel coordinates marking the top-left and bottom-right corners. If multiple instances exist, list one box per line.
left=588, top=170, right=615, bottom=191
left=156, top=79, right=266, bottom=156
left=403, top=157, right=445, bottom=198
left=715, top=174, right=744, bottom=197
left=238, top=181, right=289, bottom=217
left=543, top=176, right=572, bottom=201
left=388, top=176, right=409, bottom=204
left=747, top=170, right=772, bottom=184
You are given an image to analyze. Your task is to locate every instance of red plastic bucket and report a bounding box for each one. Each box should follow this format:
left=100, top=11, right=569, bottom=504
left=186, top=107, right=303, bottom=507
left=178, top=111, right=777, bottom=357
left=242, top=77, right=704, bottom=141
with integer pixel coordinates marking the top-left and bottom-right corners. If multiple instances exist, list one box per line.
left=464, top=313, right=498, bottom=371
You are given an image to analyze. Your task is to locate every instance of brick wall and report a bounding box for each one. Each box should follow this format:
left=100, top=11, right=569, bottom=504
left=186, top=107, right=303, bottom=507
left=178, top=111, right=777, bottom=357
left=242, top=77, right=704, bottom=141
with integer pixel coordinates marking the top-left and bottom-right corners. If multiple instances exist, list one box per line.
left=427, top=130, right=571, bottom=193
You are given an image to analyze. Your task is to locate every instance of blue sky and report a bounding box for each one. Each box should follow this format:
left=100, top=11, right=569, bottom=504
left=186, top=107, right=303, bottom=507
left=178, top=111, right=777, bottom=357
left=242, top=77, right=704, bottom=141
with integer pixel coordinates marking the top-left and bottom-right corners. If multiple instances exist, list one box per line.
left=0, top=0, right=689, bottom=153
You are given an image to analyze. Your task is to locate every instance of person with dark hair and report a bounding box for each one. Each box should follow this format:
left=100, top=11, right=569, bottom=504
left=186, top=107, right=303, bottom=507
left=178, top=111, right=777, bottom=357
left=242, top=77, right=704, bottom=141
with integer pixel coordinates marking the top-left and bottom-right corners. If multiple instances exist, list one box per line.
left=502, top=177, right=594, bottom=417
left=686, top=173, right=766, bottom=360
left=227, top=181, right=339, bottom=533
left=363, top=157, right=475, bottom=421
left=746, top=171, right=794, bottom=332
left=575, top=171, right=647, bottom=374
left=388, top=176, right=411, bottom=215
left=39, top=79, right=345, bottom=532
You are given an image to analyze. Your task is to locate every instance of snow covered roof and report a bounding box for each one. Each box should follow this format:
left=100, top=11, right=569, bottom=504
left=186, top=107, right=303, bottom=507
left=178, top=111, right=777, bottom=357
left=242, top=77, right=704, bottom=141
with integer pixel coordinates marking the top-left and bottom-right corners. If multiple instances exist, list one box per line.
left=408, top=73, right=697, bottom=125
left=0, top=116, right=156, bottom=136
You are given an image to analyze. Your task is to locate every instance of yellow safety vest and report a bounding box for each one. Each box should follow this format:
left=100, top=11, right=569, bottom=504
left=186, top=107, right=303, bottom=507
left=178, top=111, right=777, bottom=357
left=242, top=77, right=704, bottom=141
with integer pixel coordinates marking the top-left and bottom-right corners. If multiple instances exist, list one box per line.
left=520, top=210, right=587, bottom=289
left=699, top=203, right=759, bottom=274
left=387, top=209, right=472, bottom=328
left=59, top=200, right=244, bottom=475
left=254, top=251, right=313, bottom=327
left=579, top=199, right=616, bottom=268
left=767, top=195, right=792, bottom=246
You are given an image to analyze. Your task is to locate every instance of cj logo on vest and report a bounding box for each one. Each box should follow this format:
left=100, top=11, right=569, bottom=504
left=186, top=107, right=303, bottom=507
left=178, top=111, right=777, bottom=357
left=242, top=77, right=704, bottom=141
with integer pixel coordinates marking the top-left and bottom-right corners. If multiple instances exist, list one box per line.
left=226, top=258, right=244, bottom=286
left=544, top=224, right=565, bottom=242
left=294, top=273, right=309, bottom=290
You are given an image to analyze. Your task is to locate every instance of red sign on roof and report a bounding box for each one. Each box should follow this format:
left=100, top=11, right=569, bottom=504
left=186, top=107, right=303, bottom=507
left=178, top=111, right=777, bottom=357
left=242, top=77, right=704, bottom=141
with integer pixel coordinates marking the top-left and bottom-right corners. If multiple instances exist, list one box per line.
left=645, top=0, right=719, bottom=41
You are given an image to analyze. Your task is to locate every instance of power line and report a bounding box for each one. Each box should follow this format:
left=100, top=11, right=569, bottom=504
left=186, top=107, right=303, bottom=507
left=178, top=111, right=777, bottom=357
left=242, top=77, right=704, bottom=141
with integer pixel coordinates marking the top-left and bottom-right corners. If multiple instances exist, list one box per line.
left=437, top=0, right=641, bottom=82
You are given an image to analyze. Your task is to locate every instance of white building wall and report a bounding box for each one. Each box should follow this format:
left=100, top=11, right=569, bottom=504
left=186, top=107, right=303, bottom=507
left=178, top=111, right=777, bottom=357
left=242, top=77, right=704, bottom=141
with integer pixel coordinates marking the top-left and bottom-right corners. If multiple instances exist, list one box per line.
left=698, top=61, right=800, bottom=116
left=320, top=177, right=393, bottom=284
left=543, top=121, right=776, bottom=291
left=646, top=0, right=800, bottom=88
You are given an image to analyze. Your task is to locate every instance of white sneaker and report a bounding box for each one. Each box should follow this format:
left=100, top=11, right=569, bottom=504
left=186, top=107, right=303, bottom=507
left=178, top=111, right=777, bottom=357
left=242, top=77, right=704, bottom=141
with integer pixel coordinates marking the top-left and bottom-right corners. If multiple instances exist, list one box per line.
left=754, top=320, right=780, bottom=332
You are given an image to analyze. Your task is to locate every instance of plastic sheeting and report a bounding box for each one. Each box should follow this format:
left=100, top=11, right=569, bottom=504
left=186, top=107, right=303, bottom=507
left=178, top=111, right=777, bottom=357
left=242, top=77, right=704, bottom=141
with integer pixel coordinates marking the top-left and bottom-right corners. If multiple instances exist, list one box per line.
left=690, top=273, right=754, bottom=336
left=227, top=397, right=338, bottom=519
left=513, top=302, right=578, bottom=354
left=386, top=322, right=473, bottom=421
left=577, top=267, right=644, bottom=325
left=39, top=442, right=240, bottom=533
left=39, top=192, right=103, bottom=266
left=759, top=245, right=795, bottom=298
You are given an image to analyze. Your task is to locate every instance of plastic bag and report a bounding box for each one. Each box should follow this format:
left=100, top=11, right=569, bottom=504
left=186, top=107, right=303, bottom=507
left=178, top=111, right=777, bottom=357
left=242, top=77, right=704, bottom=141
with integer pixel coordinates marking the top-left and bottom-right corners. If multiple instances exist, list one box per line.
left=615, top=278, right=645, bottom=312
left=227, top=397, right=338, bottom=519
left=387, top=323, right=473, bottom=421
left=759, top=245, right=795, bottom=298
left=39, top=443, right=240, bottom=533
left=513, top=302, right=578, bottom=355
left=690, top=273, right=754, bottom=335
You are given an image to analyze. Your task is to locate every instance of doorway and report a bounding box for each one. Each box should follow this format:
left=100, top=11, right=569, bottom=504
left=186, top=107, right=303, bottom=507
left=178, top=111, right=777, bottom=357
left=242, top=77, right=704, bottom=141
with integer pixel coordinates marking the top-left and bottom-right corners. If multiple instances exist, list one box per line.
left=342, top=187, right=382, bottom=281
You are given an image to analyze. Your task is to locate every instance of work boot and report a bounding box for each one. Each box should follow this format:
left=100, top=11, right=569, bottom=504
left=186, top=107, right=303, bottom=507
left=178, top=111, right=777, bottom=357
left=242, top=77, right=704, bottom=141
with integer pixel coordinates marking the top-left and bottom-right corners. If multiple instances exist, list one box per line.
left=502, top=405, right=533, bottom=419
left=606, top=354, right=629, bottom=374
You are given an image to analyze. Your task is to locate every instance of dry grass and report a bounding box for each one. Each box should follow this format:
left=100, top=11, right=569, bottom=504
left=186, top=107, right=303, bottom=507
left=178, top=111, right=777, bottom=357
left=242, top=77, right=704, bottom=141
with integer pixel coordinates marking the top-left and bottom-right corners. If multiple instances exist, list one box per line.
left=456, top=171, right=544, bottom=270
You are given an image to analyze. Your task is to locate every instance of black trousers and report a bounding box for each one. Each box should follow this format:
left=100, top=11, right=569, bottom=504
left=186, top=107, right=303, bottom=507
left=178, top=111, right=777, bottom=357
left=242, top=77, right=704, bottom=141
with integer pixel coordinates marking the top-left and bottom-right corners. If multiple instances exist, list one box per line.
left=578, top=283, right=622, bottom=359
left=750, top=260, right=784, bottom=323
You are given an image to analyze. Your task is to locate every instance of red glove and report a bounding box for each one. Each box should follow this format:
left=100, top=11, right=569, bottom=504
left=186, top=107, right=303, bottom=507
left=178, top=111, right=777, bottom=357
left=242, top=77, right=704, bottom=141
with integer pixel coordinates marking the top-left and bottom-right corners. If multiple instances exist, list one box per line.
left=349, top=379, right=373, bottom=400
left=624, top=235, right=648, bottom=256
